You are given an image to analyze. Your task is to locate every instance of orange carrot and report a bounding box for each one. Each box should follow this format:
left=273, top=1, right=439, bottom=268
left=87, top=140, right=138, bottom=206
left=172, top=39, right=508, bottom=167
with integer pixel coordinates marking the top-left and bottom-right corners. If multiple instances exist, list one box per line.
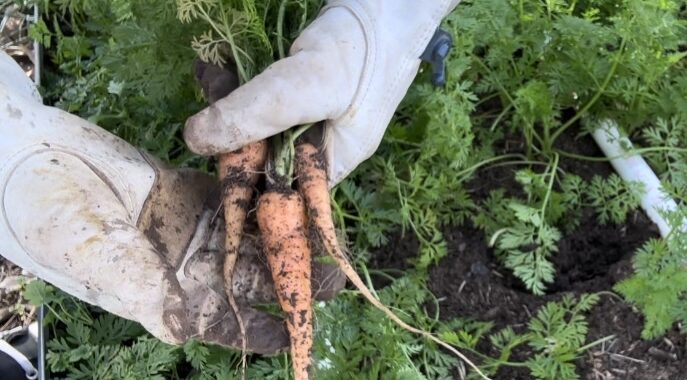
left=195, top=60, right=267, bottom=365
left=218, top=140, right=267, bottom=360
left=295, top=143, right=489, bottom=380
left=257, top=189, right=313, bottom=380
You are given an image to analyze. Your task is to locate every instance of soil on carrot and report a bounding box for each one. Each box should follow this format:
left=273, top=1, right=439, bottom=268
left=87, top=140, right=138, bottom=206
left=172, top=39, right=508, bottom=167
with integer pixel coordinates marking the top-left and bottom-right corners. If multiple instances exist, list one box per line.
left=371, top=130, right=687, bottom=379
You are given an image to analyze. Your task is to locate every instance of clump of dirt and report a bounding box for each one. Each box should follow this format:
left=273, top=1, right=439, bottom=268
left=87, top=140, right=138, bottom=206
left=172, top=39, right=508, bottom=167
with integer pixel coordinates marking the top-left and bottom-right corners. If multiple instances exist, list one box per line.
left=549, top=209, right=652, bottom=293
left=370, top=130, right=687, bottom=379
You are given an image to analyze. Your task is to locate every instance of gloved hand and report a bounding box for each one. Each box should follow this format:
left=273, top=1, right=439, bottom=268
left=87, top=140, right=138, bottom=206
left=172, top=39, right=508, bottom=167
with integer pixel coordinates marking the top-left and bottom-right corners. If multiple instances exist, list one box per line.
left=0, top=51, right=344, bottom=355
left=184, top=0, right=460, bottom=187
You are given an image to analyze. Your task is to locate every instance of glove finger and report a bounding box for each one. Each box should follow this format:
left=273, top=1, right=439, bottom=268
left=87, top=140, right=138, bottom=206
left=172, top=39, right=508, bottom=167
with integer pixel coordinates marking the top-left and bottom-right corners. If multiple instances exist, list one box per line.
left=199, top=301, right=289, bottom=355
left=184, top=50, right=349, bottom=157
left=324, top=118, right=388, bottom=187
left=234, top=219, right=345, bottom=303
left=193, top=59, right=240, bottom=104
left=311, top=255, right=347, bottom=301
left=242, top=307, right=289, bottom=354
left=308, top=226, right=347, bottom=301
left=184, top=7, right=365, bottom=157
left=179, top=220, right=288, bottom=354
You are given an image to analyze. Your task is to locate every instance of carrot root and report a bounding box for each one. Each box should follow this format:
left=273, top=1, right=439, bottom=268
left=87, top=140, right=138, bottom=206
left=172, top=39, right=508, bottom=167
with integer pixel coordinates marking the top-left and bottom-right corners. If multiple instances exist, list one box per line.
left=257, top=190, right=313, bottom=380
left=218, top=140, right=267, bottom=371
left=295, top=143, right=490, bottom=380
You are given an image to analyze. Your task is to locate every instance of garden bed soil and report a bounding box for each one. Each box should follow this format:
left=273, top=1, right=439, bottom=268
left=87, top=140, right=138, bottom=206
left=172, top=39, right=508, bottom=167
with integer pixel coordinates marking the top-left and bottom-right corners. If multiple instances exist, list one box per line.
left=371, top=130, right=687, bottom=379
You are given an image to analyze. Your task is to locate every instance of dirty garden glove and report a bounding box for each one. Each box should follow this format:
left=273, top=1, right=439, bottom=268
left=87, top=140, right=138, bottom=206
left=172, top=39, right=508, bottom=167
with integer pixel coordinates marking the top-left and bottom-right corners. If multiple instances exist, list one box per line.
left=184, top=0, right=461, bottom=186
left=0, top=51, right=343, bottom=355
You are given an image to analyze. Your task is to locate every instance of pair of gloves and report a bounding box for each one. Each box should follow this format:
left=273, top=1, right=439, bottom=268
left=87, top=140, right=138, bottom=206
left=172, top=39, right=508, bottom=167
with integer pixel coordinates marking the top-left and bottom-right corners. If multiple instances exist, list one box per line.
left=0, top=0, right=459, bottom=354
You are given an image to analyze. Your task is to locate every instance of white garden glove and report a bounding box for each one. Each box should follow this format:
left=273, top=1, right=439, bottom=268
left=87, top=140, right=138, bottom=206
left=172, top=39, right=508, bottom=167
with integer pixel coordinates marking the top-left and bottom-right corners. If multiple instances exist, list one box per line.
left=0, top=51, right=343, bottom=354
left=184, top=0, right=460, bottom=186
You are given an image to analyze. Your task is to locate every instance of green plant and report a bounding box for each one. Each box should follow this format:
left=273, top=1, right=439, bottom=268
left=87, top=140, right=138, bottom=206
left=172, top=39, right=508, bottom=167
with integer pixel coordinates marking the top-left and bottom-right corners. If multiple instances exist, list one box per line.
left=615, top=207, right=687, bottom=339
left=492, top=201, right=562, bottom=295
left=439, top=293, right=601, bottom=380
left=586, top=174, right=644, bottom=225
left=525, top=294, right=601, bottom=380
left=641, top=116, right=687, bottom=202
left=24, top=281, right=182, bottom=380
left=23, top=0, right=687, bottom=378
left=363, top=54, right=482, bottom=270
left=25, top=272, right=605, bottom=380
left=468, top=159, right=562, bottom=295
left=475, top=165, right=644, bottom=294
left=32, top=0, right=207, bottom=167
left=485, top=160, right=563, bottom=295
left=451, top=0, right=686, bottom=158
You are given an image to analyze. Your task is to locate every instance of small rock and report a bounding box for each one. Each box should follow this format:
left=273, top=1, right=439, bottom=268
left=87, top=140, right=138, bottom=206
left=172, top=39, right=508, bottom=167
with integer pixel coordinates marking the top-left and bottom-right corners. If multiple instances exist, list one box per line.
left=648, top=347, right=677, bottom=362
left=484, top=306, right=500, bottom=319
left=470, top=262, right=490, bottom=277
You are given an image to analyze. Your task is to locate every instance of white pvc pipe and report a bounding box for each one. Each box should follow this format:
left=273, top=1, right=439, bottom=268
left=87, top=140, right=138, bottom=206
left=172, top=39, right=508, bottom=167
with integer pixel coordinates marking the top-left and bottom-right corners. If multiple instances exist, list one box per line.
left=591, top=120, right=678, bottom=237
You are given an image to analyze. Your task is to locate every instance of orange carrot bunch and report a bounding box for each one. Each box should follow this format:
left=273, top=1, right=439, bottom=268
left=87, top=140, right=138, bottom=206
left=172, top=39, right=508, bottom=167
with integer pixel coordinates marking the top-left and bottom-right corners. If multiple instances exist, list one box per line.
left=218, top=135, right=487, bottom=380
left=218, top=137, right=334, bottom=379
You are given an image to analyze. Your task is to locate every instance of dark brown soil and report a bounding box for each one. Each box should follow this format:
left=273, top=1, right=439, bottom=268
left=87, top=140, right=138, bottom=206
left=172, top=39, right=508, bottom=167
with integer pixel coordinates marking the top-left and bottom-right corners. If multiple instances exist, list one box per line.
left=429, top=216, right=687, bottom=380
left=371, top=130, right=687, bottom=379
